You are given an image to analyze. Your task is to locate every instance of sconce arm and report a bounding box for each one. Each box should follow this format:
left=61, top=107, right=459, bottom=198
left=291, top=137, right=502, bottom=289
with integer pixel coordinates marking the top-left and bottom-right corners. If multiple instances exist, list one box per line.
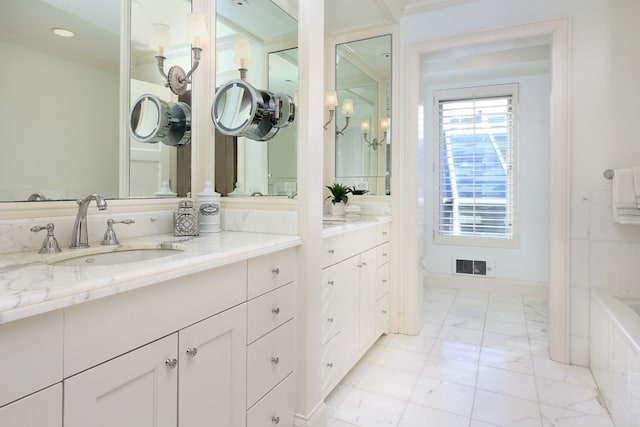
left=155, top=56, right=169, bottom=81
left=183, top=47, right=202, bottom=82
left=323, top=109, right=335, bottom=130
left=336, top=116, right=351, bottom=136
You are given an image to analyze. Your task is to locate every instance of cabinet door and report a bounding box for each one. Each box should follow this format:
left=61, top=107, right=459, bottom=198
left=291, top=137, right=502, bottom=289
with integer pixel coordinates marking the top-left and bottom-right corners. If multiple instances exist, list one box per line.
left=179, top=304, right=247, bottom=427
left=358, top=249, right=377, bottom=350
left=0, top=383, right=61, bottom=427
left=64, top=334, right=178, bottom=427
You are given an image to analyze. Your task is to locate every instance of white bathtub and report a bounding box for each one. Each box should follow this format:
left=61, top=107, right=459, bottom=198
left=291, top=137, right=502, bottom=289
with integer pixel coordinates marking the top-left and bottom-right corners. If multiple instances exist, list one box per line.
left=590, top=292, right=640, bottom=427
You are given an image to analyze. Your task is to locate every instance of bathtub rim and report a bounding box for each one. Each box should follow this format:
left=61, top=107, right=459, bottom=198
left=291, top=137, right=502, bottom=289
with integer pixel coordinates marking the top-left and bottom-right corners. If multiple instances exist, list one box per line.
left=592, top=290, right=640, bottom=356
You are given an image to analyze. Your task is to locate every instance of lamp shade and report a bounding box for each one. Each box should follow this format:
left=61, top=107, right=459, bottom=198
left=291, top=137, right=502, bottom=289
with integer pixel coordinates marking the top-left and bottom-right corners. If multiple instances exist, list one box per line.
left=341, top=98, right=354, bottom=116
left=361, top=120, right=370, bottom=132
left=186, top=13, right=209, bottom=48
left=325, top=91, right=338, bottom=109
left=381, top=117, right=390, bottom=130
left=233, top=38, right=253, bottom=68
left=149, top=23, right=171, bottom=56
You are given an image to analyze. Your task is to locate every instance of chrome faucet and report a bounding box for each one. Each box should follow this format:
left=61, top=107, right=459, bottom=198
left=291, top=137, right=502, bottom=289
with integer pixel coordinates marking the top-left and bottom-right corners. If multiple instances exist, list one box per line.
left=70, top=193, right=107, bottom=248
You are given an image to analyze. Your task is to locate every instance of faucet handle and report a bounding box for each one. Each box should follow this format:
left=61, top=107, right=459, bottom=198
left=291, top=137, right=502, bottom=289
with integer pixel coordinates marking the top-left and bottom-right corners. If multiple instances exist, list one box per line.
left=30, top=223, right=62, bottom=254
left=101, top=219, right=135, bottom=246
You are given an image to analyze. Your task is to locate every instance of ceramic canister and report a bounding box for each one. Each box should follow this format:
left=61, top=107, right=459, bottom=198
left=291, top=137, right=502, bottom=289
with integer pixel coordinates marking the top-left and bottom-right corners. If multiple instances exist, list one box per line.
left=198, top=181, right=221, bottom=233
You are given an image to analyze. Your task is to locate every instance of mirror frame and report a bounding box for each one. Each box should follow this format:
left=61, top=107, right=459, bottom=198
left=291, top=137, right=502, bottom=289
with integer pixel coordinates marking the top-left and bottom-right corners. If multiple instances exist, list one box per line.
left=325, top=26, right=397, bottom=200
left=0, top=0, right=301, bottom=221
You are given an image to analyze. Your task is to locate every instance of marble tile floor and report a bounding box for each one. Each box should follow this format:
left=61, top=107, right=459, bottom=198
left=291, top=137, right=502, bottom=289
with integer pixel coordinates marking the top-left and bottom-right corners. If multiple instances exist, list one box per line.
left=326, top=286, right=615, bottom=427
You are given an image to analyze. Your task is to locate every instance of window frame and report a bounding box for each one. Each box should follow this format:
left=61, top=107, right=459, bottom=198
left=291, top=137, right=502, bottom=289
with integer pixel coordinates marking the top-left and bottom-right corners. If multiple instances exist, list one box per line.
left=432, top=83, right=519, bottom=249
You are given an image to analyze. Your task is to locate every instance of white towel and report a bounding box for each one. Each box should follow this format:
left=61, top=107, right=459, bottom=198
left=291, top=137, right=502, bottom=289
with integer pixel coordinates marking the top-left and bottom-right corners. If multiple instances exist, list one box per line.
left=612, top=168, right=640, bottom=223
left=632, top=166, right=640, bottom=206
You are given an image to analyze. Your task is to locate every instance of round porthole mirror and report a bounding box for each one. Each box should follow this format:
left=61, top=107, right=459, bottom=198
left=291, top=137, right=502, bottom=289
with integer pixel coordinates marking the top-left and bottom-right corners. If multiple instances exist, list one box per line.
left=211, top=79, right=295, bottom=142
left=130, top=94, right=192, bottom=146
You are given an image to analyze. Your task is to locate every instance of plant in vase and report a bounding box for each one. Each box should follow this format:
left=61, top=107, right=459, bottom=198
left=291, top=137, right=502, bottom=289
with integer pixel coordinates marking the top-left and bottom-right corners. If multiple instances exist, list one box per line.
left=326, top=183, right=352, bottom=216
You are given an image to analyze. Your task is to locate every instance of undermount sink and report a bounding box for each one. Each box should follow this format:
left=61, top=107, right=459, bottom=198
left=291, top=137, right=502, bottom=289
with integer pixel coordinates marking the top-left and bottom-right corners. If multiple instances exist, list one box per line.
left=46, top=242, right=187, bottom=267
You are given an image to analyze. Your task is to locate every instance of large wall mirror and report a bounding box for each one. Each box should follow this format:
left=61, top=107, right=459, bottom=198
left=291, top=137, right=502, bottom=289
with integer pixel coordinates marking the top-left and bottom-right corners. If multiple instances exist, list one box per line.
left=0, top=0, right=194, bottom=203
left=215, top=0, right=297, bottom=197
left=335, top=34, right=391, bottom=196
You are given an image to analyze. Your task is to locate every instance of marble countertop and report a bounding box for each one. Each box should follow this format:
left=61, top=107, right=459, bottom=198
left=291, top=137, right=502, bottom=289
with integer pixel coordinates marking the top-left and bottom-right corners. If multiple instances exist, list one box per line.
left=322, top=215, right=391, bottom=238
left=0, top=231, right=301, bottom=325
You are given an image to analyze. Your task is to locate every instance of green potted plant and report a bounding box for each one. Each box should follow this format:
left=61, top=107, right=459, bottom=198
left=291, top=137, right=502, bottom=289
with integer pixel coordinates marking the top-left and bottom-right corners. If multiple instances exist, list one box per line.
left=326, top=183, right=352, bottom=216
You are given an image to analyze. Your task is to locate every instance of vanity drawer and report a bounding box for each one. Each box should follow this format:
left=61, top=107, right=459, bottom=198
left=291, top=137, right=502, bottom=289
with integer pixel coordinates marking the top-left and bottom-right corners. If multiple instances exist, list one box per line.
left=247, top=373, right=295, bottom=426
left=247, top=283, right=295, bottom=344
left=321, top=332, right=344, bottom=396
left=375, top=242, right=390, bottom=267
left=248, top=248, right=296, bottom=299
left=0, top=311, right=63, bottom=407
left=376, top=293, right=390, bottom=336
left=375, top=264, right=390, bottom=300
left=0, top=383, right=62, bottom=427
left=322, top=229, right=376, bottom=268
left=375, top=222, right=391, bottom=245
left=247, top=320, right=295, bottom=408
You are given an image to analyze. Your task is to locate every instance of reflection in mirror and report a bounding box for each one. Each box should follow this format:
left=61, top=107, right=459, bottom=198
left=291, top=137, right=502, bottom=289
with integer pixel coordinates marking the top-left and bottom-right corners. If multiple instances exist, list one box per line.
left=215, top=0, right=297, bottom=196
left=0, top=0, right=121, bottom=201
left=130, top=0, right=194, bottom=197
left=335, top=34, right=392, bottom=196
left=130, top=94, right=192, bottom=146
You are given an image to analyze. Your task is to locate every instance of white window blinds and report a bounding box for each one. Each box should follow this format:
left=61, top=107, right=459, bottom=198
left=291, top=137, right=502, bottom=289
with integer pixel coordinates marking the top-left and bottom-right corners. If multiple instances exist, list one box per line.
left=436, top=90, right=516, bottom=241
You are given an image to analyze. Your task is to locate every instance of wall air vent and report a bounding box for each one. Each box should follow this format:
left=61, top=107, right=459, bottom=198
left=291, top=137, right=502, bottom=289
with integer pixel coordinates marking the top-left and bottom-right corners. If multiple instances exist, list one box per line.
left=455, top=259, right=489, bottom=276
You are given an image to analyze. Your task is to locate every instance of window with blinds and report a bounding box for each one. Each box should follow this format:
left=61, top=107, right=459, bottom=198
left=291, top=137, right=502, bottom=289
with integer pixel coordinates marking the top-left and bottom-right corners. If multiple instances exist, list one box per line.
left=435, top=85, right=517, bottom=243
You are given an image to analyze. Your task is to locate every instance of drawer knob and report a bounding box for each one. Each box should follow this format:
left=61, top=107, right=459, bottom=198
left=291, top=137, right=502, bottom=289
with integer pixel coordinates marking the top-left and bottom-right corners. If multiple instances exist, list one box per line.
left=327, top=280, right=334, bottom=286
left=186, top=347, right=198, bottom=357
left=382, top=231, right=388, bottom=235
left=327, top=362, right=334, bottom=368
left=271, top=356, right=280, bottom=365
left=272, top=307, right=280, bottom=315
left=327, top=317, right=334, bottom=323
left=382, top=253, right=388, bottom=257
left=328, top=249, right=335, bottom=254
left=165, top=358, right=178, bottom=369
left=382, top=279, right=388, bottom=283
left=272, top=267, right=280, bottom=275
left=382, top=310, right=388, bottom=314
left=272, top=416, right=280, bottom=424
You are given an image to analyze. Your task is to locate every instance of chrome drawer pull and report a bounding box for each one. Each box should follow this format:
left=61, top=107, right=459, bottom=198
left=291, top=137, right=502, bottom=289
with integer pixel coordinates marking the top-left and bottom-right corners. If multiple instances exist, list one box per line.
left=382, top=310, right=388, bottom=314
left=382, top=253, right=388, bottom=257
left=186, top=347, right=198, bottom=357
left=327, top=317, right=334, bottom=323
left=271, top=356, right=280, bottom=365
left=382, top=231, right=388, bottom=235
left=272, top=416, right=280, bottom=424
left=271, top=267, right=280, bottom=275
left=327, top=362, right=334, bottom=368
left=272, top=307, right=280, bottom=315
left=327, top=280, right=334, bottom=286
left=165, top=358, right=177, bottom=369
left=328, top=249, right=335, bottom=254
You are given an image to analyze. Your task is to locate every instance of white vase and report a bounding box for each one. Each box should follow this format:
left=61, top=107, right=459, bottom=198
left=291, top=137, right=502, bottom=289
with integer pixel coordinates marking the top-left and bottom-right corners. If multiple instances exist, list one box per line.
left=331, top=202, right=346, bottom=216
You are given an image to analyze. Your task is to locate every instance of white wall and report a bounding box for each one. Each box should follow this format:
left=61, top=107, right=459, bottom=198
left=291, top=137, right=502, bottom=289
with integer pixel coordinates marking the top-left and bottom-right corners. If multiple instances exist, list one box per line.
left=401, top=0, right=640, bottom=365
left=423, top=71, right=551, bottom=284
left=0, top=39, right=119, bottom=200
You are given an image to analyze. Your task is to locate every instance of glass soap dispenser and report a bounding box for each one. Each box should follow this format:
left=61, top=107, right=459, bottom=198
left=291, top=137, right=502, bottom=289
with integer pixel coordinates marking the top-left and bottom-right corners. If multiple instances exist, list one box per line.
left=174, top=200, right=199, bottom=236
left=198, top=181, right=221, bottom=233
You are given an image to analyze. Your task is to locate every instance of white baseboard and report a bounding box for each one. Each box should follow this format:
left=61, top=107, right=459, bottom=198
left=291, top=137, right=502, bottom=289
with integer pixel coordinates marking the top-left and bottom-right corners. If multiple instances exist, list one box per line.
left=423, top=273, right=548, bottom=298
left=294, top=401, right=327, bottom=427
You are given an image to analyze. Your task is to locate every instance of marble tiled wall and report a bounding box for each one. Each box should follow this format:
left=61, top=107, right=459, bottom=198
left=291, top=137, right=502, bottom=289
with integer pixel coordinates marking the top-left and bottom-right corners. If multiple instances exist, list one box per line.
left=0, top=210, right=174, bottom=255
left=0, top=208, right=299, bottom=255
left=571, top=189, right=640, bottom=366
left=590, top=294, right=640, bottom=426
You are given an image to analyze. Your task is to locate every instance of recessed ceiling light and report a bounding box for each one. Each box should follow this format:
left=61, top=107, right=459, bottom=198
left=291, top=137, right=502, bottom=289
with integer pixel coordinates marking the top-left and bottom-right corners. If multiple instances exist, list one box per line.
left=52, top=28, right=75, bottom=38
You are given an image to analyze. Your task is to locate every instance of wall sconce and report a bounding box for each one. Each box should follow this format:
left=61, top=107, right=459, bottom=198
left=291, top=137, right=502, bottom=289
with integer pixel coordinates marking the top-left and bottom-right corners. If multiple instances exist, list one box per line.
left=323, top=91, right=353, bottom=136
left=151, top=13, right=209, bottom=95
left=362, top=117, right=389, bottom=150
left=233, top=38, right=253, bottom=80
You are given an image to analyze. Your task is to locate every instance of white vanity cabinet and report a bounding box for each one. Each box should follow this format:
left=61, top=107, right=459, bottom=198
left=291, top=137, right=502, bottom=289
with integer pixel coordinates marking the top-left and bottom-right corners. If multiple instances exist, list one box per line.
left=0, top=384, right=62, bottom=427
left=246, top=249, right=297, bottom=427
left=64, top=334, right=179, bottom=427
left=320, top=221, right=391, bottom=397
